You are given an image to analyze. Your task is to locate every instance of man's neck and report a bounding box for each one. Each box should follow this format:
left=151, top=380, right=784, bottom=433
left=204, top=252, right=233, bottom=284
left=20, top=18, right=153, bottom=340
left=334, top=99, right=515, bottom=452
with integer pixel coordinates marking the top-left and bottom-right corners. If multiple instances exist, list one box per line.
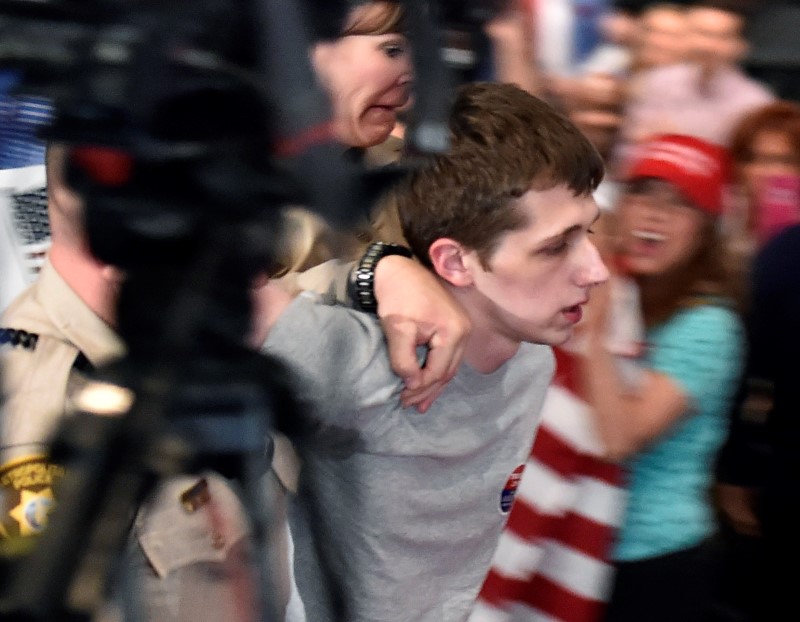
left=49, top=243, right=117, bottom=326
left=447, top=284, right=522, bottom=375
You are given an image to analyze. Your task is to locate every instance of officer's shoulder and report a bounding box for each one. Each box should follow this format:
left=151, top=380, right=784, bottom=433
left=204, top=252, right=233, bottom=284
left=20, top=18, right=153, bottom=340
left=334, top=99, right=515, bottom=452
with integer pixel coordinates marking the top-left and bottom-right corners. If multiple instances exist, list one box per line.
left=2, top=279, right=53, bottom=336
left=2, top=275, right=80, bottom=373
left=1, top=328, right=81, bottom=397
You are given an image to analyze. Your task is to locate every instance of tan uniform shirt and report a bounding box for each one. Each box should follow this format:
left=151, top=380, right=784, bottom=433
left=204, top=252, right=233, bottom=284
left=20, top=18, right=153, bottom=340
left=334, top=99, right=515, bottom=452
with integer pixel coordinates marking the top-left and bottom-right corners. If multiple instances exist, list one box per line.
left=0, top=260, right=255, bottom=621
left=1, top=259, right=123, bottom=463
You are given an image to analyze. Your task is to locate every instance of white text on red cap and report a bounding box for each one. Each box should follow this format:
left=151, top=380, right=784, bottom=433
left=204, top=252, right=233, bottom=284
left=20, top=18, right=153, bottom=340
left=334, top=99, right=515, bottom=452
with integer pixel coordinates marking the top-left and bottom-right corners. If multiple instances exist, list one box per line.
left=639, top=141, right=719, bottom=177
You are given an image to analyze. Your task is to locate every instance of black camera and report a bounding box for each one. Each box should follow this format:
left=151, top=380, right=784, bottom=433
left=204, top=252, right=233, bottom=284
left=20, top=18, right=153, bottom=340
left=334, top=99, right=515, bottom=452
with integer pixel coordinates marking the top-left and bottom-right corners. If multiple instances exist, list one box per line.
left=433, top=0, right=512, bottom=85
left=437, top=0, right=510, bottom=28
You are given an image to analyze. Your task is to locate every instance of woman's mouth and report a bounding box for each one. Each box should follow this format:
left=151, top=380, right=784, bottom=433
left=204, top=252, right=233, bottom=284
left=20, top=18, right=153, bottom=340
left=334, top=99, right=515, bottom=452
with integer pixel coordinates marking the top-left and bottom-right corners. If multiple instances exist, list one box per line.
left=363, top=105, right=397, bottom=129
left=630, top=229, right=667, bottom=254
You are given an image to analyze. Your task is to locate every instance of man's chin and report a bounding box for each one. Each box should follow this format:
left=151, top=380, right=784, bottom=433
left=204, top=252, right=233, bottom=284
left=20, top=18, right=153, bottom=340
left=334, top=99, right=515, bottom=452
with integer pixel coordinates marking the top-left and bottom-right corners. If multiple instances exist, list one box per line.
left=527, top=326, right=573, bottom=347
left=547, top=330, right=573, bottom=347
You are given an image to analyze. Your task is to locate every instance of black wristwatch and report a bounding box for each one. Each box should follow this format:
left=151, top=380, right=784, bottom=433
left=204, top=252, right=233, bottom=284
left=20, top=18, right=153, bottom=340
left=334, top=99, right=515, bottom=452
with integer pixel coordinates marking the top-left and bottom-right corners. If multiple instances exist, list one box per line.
left=349, top=242, right=414, bottom=314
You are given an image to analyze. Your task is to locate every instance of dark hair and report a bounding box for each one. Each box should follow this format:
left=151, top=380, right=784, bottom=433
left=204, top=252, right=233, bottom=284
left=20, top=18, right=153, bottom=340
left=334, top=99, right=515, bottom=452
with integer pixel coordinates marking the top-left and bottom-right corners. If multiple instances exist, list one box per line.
left=44, top=142, right=70, bottom=197
left=729, top=100, right=800, bottom=172
left=688, top=0, right=753, bottom=20
left=643, top=214, right=733, bottom=327
left=397, top=82, right=604, bottom=269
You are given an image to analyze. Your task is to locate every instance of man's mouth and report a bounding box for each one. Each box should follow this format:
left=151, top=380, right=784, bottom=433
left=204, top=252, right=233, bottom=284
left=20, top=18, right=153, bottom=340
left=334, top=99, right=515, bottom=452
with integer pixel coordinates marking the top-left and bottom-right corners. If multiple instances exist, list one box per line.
left=561, top=303, right=584, bottom=324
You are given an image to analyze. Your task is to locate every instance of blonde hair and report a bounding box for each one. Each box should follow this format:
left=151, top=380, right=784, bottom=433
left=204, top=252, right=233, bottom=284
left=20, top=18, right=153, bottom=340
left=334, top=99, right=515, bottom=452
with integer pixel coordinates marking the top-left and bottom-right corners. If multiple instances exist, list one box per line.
left=271, top=207, right=363, bottom=276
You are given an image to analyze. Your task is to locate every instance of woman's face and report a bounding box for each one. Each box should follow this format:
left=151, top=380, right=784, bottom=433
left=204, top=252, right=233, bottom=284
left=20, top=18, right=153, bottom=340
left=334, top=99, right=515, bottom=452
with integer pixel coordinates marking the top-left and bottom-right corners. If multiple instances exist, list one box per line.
left=312, top=6, right=412, bottom=148
left=617, top=179, right=708, bottom=276
left=740, top=129, right=800, bottom=199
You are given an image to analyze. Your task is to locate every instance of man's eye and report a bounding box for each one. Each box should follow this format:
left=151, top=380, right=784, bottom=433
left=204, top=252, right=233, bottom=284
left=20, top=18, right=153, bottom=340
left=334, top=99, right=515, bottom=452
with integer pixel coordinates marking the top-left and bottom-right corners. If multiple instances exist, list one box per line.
left=543, top=241, right=569, bottom=256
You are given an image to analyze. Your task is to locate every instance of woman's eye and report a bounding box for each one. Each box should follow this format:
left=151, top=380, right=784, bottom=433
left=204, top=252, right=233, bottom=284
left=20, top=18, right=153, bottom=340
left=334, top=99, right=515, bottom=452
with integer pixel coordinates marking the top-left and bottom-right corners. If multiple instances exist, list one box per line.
left=382, top=42, right=407, bottom=59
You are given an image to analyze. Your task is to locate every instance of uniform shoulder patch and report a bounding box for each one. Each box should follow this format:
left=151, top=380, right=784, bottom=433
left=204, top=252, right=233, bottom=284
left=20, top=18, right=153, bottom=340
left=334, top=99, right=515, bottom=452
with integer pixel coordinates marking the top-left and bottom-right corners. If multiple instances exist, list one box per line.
left=0, top=454, right=65, bottom=543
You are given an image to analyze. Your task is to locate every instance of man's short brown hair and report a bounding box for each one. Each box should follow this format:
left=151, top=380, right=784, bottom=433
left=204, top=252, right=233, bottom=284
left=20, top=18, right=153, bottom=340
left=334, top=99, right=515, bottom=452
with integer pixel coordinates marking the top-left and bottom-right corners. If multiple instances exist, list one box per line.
left=397, top=82, right=604, bottom=269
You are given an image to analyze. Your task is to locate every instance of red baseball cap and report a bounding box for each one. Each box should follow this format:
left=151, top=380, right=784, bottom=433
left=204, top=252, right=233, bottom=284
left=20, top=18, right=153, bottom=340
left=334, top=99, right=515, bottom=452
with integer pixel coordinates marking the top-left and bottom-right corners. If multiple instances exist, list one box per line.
left=624, top=135, right=729, bottom=217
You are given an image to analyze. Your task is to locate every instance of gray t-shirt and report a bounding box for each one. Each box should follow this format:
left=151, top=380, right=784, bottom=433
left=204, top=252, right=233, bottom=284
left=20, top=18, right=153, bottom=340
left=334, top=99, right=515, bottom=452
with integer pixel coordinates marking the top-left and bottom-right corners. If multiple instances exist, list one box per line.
left=264, top=293, right=554, bottom=622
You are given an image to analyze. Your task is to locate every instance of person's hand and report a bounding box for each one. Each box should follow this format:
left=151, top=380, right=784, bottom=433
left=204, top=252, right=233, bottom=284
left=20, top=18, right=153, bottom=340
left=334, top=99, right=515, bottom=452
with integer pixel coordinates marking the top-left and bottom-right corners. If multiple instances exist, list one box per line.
left=714, top=483, right=762, bottom=537
left=374, top=255, right=471, bottom=412
left=483, top=4, right=541, bottom=95
left=483, top=5, right=527, bottom=49
left=576, top=73, right=624, bottom=108
left=249, top=279, right=295, bottom=348
left=578, top=213, right=620, bottom=342
left=580, top=272, right=613, bottom=344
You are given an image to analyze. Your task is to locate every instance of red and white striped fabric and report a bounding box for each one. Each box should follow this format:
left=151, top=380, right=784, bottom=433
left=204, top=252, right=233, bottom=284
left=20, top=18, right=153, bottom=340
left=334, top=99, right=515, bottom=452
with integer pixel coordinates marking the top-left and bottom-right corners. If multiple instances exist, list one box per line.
left=470, top=348, right=628, bottom=622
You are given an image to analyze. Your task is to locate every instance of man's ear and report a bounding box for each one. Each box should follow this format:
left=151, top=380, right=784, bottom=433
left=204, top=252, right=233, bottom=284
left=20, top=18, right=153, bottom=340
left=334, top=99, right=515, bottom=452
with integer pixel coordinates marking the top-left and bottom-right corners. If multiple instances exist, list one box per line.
left=428, top=238, right=476, bottom=287
left=100, top=264, right=124, bottom=285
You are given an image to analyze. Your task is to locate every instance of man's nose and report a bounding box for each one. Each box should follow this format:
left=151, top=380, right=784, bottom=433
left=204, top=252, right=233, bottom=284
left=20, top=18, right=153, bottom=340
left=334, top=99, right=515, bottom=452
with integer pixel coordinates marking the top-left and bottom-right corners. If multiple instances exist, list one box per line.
left=577, top=238, right=610, bottom=287
left=641, top=200, right=669, bottom=222
left=398, top=64, right=413, bottom=89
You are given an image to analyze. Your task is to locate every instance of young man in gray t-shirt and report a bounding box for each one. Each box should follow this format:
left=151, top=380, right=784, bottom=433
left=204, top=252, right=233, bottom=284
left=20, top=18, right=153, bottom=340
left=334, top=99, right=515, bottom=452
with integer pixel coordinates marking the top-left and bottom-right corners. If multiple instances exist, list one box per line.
left=254, top=82, right=610, bottom=622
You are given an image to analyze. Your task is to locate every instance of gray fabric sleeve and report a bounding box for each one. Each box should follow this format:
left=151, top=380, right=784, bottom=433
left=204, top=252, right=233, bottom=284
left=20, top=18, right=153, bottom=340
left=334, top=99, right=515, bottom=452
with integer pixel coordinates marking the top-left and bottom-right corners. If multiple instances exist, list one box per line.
left=262, top=293, right=392, bottom=431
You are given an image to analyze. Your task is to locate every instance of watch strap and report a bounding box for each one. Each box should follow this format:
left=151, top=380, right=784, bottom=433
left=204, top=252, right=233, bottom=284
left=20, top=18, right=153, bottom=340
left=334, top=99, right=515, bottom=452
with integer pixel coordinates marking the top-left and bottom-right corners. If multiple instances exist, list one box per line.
left=349, top=242, right=413, bottom=313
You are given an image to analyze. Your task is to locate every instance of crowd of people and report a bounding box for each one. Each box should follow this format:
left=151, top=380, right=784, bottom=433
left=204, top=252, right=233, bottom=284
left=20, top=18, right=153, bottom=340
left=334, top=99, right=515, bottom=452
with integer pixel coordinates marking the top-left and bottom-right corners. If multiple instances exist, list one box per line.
left=2, top=1, right=799, bottom=621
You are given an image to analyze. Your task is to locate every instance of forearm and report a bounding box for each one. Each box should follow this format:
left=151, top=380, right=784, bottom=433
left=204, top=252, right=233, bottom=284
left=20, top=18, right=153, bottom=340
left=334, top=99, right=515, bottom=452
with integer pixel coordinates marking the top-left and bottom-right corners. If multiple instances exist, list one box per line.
left=486, top=10, right=541, bottom=95
left=582, top=334, right=639, bottom=460
left=273, top=243, right=470, bottom=412
left=280, top=243, right=423, bottom=312
left=583, top=334, right=689, bottom=460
